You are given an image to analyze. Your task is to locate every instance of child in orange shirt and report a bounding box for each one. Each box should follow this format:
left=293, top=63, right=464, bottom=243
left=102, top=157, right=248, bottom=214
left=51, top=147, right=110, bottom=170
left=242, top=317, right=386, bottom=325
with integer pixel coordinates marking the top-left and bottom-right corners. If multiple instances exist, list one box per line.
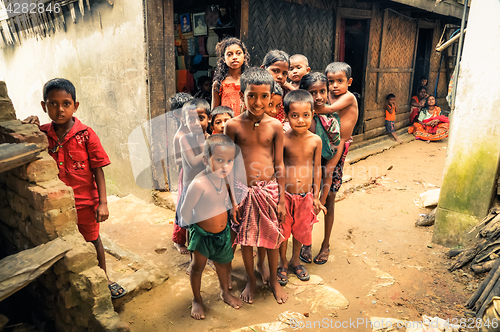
left=385, top=93, right=402, bottom=143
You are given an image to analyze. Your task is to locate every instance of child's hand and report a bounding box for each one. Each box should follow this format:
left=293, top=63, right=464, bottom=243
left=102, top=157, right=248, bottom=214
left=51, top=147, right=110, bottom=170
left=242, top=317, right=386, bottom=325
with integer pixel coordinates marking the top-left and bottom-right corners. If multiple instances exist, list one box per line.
left=313, top=198, right=327, bottom=215
left=231, top=204, right=240, bottom=225
left=277, top=200, right=286, bottom=224
left=22, top=116, right=40, bottom=127
left=95, top=203, right=109, bottom=223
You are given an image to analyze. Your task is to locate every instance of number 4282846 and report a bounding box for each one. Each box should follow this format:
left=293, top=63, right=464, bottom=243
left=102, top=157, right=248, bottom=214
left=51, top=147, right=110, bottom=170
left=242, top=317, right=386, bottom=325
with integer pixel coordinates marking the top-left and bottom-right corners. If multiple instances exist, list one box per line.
left=5, top=1, right=61, bottom=15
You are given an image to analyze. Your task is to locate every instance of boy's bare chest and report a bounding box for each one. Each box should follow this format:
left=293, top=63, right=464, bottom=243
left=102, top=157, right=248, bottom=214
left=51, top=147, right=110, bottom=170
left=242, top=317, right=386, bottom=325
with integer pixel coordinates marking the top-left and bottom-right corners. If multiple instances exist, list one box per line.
left=236, top=127, right=274, bottom=146
left=284, top=142, right=314, bottom=164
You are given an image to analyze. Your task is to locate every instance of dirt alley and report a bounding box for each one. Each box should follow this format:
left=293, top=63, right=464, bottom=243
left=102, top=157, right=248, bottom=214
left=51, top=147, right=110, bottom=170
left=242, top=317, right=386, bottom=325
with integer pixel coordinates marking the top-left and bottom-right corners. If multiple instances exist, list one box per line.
left=105, top=138, right=482, bottom=331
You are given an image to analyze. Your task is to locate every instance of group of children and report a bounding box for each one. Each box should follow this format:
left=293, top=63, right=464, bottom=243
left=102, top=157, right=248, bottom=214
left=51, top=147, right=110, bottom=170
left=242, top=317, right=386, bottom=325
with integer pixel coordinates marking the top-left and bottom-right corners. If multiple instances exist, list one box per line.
left=171, top=37, right=359, bottom=320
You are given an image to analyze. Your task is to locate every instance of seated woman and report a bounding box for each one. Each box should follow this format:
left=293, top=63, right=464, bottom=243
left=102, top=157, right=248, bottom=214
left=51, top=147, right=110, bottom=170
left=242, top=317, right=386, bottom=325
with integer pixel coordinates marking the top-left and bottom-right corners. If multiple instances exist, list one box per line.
left=409, top=86, right=428, bottom=123
left=408, top=95, right=449, bottom=142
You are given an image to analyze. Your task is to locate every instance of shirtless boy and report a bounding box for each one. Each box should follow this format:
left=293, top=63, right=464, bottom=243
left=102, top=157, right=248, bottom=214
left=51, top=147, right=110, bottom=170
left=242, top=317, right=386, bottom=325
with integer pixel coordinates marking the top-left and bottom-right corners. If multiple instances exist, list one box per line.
left=225, top=67, right=288, bottom=304
left=289, top=54, right=311, bottom=90
left=301, top=62, right=358, bottom=265
left=171, top=92, right=194, bottom=254
left=176, top=99, right=210, bottom=229
left=181, top=134, right=242, bottom=319
left=277, top=90, right=325, bottom=286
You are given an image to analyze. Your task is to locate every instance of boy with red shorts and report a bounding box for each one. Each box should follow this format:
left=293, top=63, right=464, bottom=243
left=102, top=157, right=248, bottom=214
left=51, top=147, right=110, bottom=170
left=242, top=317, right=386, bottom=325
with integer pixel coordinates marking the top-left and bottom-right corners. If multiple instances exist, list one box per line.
left=225, top=68, right=288, bottom=304
left=277, top=90, right=325, bottom=285
left=24, top=78, right=126, bottom=299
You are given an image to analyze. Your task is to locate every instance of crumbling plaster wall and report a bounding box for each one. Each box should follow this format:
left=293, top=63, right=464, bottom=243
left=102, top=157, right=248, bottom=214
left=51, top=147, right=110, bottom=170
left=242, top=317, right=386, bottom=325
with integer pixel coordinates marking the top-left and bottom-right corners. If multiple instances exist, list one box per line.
left=433, top=0, right=500, bottom=247
left=0, top=0, right=151, bottom=201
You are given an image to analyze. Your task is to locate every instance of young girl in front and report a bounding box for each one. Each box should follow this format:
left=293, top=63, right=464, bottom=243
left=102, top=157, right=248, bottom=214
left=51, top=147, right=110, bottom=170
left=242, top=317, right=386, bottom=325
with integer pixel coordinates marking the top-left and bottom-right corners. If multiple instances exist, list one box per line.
left=212, top=37, right=250, bottom=116
left=261, top=50, right=293, bottom=123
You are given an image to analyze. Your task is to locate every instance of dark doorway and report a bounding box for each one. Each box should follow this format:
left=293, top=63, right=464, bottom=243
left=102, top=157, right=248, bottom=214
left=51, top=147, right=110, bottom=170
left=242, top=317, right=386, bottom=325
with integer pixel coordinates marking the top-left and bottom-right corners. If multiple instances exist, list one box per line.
left=412, top=28, right=433, bottom=96
left=340, top=18, right=369, bottom=134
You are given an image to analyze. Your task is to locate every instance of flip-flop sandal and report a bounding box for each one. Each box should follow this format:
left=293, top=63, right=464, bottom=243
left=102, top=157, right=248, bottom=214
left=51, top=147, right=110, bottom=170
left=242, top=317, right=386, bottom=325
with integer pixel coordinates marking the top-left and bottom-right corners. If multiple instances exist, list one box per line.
left=299, top=245, right=312, bottom=264
left=277, top=267, right=288, bottom=286
left=108, top=282, right=127, bottom=299
left=313, top=249, right=330, bottom=265
left=290, top=264, right=310, bottom=281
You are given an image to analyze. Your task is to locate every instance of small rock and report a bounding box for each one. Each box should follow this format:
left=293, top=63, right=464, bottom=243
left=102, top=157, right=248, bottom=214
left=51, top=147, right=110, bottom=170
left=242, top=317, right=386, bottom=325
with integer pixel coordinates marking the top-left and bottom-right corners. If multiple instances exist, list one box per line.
left=372, top=300, right=377, bottom=304
left=427, top=244, right=433, bottom=248
left=387, top=165, right=393, bottom=170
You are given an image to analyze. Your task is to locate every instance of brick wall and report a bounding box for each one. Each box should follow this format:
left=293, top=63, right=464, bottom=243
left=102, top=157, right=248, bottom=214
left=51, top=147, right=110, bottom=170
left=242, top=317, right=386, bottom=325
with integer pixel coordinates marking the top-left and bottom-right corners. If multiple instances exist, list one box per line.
left=0, top=81, right=128, bottom=332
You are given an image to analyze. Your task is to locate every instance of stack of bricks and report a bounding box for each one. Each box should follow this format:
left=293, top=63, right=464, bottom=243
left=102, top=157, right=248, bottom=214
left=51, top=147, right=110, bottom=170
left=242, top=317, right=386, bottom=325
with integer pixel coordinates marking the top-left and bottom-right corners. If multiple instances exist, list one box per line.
left=0, top=81, right=129, bottom=332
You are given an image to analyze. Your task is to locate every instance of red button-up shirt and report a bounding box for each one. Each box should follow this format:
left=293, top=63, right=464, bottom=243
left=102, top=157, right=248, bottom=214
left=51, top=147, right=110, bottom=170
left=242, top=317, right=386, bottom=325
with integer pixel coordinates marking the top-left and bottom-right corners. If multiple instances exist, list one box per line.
left=41, top=117, right=110, bottom=209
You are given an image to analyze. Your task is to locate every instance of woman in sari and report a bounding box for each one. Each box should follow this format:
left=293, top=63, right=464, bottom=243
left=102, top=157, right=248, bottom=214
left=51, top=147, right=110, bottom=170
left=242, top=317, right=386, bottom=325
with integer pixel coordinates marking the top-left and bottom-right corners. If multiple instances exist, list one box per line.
left=408, top=96, right=449, bottom=142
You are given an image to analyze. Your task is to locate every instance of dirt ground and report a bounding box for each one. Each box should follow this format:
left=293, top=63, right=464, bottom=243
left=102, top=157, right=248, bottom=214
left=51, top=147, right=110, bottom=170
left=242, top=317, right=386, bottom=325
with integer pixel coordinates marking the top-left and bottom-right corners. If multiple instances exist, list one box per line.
left=107, top=138, right=482, bottom=331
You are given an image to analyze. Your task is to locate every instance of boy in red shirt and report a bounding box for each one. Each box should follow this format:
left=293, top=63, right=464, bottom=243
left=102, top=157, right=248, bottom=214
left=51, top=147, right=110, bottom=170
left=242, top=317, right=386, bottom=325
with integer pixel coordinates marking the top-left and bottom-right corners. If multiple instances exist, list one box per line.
left=24, top=78, right=126, bottom=299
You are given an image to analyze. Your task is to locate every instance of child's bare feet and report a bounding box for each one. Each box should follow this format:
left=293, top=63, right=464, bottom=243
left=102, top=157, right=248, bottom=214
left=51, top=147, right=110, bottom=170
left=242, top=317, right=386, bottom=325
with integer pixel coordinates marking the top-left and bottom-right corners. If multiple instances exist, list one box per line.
left=256, top=262, right=269, bottom=285
left=191, top=299, right=205, bottom=320
left=270, top=282, right=288, bottom=304
left=174, top=243, right=189, bottom=254
left=221, top=291, right=242, bottom=309
left=226, top=269, right=232, bottom=290
left=240, top=280, right=256, bottom=304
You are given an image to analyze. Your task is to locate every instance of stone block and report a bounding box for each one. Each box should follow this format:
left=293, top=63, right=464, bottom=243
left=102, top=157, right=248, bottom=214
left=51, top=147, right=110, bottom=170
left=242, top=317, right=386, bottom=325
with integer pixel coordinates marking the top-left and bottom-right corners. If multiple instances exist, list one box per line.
left=18, top=218, right=52, bottom=246
left=0, top=188, right=6, bottom=207
left=55, top=271, right=71, bottom=289
left=59, top=287, right=80, bottom=309
left=92, top=311, right=130, bottom=332
left=54, top=242, right=97, bottom=275
left=6, top=188, right=31, bottom=220
left=28, top=207, right=78, bottom=239
left=12, top=229, right=32, bottom=251
left=0, top=120, right=48, bottom=149
left=0, top=207, right=22, bottom=228
left=92, top=294, right=113, bottom=316
left=38, top=270, right=58, bottom=292
left=11, top=151, right=59, bottom=183
left=0, top=81, right=16, bottom=121
left=27, top=179, right=75, bottom=212
left=69, top=266, right=108, bottom=304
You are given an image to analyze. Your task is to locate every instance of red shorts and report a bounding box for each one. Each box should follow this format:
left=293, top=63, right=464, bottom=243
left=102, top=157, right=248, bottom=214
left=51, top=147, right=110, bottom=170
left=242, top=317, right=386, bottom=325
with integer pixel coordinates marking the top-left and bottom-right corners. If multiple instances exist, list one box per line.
left=281, top=192, right=318, bottom=246
left=77, top=205, right=100, bottom=242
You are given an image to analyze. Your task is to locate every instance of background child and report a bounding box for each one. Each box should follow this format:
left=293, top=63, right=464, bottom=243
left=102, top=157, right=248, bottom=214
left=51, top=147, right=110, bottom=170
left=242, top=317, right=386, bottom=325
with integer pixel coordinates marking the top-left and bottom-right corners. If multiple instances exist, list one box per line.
left=410, top=86, right=428, bottom=123
left=385, top=93, right=403, bottom=143
left=212, top=37, right=250, bottom=116
left=261, top=50, right=291, bottom=123
left=194, top=76, right=212, bottom=106
left=277, top=90, right=325, bottom=286
left=176, top=99, right=210, bottom=231
left=289, top=54, right=311, bottom=90
left=265, top=83, right=283, bottom=119
left=211, top=106, right=234, bottom=134
left=27, top=78, right=126, bottom=299
left=181, top=134, right=242, bottom=320
left=225, top=67, right=288, bottom=305
left=170, top=92, right=194, bottom=254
